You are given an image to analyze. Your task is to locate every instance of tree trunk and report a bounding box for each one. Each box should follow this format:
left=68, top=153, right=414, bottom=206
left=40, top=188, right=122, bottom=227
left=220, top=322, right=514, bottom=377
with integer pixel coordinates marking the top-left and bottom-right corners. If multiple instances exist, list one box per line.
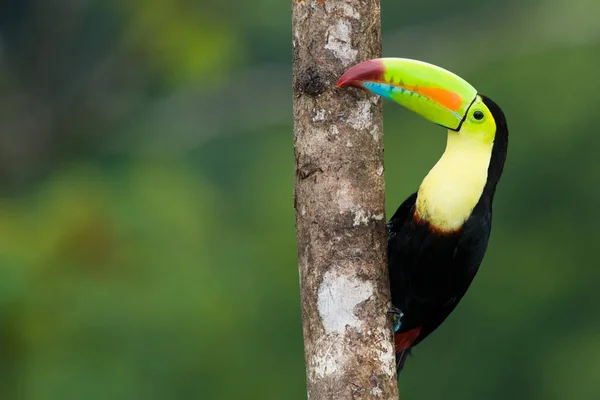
left=292, top=1, right=398, bottom=399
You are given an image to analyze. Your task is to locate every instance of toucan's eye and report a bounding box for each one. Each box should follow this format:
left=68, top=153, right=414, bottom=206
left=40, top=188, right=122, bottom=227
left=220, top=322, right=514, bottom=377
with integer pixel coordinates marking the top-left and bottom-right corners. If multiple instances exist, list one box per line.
left=473, top=111, right=484, bottom=120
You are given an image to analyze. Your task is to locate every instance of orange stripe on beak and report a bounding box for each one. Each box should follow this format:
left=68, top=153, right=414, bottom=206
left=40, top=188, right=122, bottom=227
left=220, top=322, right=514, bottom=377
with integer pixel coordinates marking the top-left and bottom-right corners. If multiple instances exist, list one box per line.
left=402, top=85, right=463, bottom=112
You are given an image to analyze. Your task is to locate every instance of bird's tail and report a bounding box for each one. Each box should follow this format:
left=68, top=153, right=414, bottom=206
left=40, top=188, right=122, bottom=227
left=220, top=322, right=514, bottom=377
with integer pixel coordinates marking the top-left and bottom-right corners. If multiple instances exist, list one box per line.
left=394, top=327, right=421, bottom=377
left=395, top=347, right=412, bottom=376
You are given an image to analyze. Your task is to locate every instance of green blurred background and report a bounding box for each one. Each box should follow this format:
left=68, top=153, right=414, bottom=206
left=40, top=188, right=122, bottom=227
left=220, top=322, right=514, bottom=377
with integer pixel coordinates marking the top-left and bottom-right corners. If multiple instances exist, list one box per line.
left=1, top=0, right=599, bottom=399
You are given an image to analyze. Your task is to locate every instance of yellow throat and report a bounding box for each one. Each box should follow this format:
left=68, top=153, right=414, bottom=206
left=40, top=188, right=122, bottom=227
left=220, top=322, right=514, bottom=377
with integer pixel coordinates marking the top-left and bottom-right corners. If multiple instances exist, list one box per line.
left=415, top=129, right=494, bottom=232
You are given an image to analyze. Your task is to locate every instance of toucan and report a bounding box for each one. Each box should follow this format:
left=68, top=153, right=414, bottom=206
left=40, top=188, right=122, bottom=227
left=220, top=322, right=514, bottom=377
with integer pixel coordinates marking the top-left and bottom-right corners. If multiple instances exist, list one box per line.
left=337, top=58, right=508, bottom=376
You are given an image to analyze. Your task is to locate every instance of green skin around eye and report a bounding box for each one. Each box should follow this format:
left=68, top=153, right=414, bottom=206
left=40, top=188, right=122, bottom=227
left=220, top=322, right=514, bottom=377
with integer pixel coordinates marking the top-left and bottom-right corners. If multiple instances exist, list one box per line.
left=461, top=99, right=496, bottom=145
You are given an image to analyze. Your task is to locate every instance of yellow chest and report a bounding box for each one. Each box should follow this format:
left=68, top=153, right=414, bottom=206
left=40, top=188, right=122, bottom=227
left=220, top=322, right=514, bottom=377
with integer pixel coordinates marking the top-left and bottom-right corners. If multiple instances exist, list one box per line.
left=415, top=133, right=493, bottom=232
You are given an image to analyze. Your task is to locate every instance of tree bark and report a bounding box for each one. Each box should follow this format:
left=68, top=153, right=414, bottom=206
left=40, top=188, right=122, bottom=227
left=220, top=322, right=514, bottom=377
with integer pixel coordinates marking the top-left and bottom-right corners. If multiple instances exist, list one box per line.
left=292, top=1, right=398, bottom=399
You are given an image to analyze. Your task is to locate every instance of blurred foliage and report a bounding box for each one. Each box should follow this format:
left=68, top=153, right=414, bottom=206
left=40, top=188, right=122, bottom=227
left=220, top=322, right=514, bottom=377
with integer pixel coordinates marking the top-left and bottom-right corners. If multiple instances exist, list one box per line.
left=0, top=0, right=599, bottom=399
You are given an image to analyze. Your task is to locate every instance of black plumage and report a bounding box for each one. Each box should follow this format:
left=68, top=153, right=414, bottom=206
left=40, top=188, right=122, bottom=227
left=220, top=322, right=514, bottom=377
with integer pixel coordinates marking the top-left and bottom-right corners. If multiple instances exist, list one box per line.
left=388, top=95, right=509, bottom=375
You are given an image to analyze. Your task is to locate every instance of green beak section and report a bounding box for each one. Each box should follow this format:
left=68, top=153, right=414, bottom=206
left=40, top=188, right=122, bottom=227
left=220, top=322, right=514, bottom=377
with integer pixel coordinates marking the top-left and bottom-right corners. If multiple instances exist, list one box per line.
left=337, top=58, right=477, bottom=130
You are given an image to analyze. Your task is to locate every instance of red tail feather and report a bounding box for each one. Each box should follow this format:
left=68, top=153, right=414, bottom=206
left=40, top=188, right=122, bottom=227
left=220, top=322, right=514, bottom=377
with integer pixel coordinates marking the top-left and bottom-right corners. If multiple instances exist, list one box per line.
left=394, top=327, right=421, bottom=353
left=394, top=327, right=421, bottom=376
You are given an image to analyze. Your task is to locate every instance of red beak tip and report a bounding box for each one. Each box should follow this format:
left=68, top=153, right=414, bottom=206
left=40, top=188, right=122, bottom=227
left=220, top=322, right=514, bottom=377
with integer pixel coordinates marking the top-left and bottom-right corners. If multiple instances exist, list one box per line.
left=336, top=59, right=385, bottom=90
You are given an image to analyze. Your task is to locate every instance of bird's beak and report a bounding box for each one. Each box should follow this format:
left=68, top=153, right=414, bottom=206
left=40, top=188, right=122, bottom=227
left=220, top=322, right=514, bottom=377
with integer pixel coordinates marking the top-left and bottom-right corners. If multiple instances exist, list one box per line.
left=337, top=58, right=477, bottom=131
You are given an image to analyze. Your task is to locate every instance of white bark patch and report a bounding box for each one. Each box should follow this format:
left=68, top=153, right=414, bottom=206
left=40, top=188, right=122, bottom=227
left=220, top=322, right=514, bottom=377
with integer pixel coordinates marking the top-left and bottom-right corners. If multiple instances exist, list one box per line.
left=312, top=108, right=325, bottom=122
left=353, top=208, right=384, bottom=226
left=376, top=166, right=384, bottom=176
left=325, top=21, right=357, bottom=66
left=317, top=270, right=373, bottom=335
left=347, top=100, right=373, bottom=130
left=346, top=140, right=353, bottom=147
left=353, top=209, right=370, bottom=226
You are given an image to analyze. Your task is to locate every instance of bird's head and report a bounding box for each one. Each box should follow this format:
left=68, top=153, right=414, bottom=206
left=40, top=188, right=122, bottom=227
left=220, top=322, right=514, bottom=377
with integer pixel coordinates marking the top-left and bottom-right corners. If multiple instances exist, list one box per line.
left=338, top=58, right=509, bottom=231
left=336, top=58, right=500, bottom=145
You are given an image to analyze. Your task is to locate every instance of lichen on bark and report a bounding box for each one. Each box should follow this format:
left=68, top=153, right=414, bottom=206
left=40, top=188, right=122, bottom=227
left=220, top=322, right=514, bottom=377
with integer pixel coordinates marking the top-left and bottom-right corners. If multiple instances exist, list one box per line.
left=293, top=1, right=398, bottom=399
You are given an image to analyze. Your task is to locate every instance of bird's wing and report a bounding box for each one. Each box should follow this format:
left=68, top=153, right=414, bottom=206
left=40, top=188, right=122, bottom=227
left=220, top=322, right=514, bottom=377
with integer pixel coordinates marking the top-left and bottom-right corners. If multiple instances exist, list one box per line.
left=387, top=192, right=418, bottom=237
left=422, top=209, right=493, bottom=335
left=452, top=208, right=492, bottom=283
